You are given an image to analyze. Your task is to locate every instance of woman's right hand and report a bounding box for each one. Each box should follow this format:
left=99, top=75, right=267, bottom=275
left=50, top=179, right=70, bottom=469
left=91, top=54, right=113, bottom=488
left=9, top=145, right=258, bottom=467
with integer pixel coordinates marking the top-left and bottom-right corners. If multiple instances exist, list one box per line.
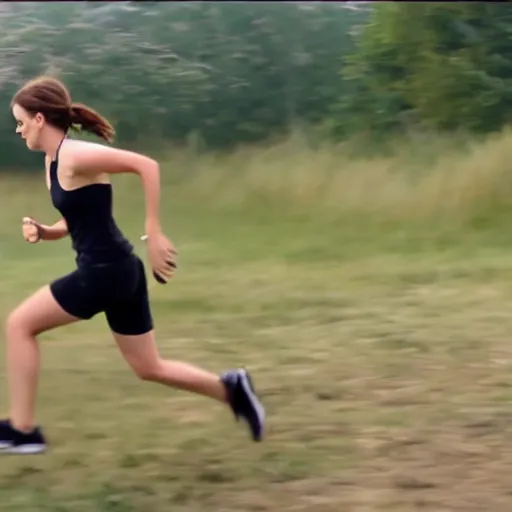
left=22, top=217, right=42, bottom=243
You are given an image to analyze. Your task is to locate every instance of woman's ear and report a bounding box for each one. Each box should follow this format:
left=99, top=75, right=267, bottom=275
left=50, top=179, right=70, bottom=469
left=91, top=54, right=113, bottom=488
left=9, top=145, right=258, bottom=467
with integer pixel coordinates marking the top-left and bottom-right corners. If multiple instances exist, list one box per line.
left=34, top=112, right=45, bottom=126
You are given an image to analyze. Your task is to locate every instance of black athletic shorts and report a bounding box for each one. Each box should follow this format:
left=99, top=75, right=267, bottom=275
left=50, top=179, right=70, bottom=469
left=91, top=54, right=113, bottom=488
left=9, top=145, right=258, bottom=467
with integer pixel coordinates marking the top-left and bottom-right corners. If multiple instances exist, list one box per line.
left=50, top=253, right=153, bottom=335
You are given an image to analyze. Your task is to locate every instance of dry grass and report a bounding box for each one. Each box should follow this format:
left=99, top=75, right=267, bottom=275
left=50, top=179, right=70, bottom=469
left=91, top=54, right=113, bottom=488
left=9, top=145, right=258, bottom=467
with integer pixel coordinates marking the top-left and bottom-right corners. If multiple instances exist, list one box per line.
left=168, top=127, right=512, bottom=221
left=1, top=131, right=512, bottom=510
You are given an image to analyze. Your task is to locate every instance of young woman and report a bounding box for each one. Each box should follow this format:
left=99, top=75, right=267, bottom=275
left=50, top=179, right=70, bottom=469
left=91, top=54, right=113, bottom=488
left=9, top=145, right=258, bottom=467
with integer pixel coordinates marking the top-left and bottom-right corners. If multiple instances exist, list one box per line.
left=0, top=76, right=265, bottom=454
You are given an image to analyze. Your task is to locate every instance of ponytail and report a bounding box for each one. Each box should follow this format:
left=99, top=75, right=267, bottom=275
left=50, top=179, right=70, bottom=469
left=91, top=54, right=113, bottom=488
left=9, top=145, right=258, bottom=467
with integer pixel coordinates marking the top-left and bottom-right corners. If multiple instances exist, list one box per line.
left=70, top=103, right=115, bottom=143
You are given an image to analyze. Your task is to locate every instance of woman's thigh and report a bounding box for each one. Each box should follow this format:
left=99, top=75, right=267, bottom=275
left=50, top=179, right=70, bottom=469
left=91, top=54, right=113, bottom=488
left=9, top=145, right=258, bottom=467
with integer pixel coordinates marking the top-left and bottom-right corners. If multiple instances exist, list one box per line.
left=111, top=330, right=160, bottom=377
left=6, top=285, right=82, bottom=336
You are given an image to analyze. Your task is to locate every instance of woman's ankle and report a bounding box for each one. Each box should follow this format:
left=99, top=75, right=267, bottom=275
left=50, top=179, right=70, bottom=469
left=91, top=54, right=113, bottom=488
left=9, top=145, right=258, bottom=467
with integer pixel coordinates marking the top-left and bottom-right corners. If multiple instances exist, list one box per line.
left=9, top=417, right=36, bottom=434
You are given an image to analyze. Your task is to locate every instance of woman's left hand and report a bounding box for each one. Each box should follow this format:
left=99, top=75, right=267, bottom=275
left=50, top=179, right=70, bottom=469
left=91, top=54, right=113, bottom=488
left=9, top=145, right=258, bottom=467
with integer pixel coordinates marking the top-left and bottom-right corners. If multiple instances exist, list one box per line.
left=146, top=230, right=178, bottom=284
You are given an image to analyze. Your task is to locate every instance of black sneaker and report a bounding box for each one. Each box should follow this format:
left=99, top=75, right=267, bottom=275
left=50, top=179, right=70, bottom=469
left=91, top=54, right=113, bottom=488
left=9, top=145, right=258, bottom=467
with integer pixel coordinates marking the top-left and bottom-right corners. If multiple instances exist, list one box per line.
left=221, top=368, right=265, bottom=442
left=0, top=419, right=47, bottom=454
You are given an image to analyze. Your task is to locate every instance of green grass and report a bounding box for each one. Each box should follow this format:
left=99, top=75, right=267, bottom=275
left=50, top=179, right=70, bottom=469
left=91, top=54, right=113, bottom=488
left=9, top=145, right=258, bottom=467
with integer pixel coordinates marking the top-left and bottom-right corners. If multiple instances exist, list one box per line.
left=2, top=130, right=512, bottom=510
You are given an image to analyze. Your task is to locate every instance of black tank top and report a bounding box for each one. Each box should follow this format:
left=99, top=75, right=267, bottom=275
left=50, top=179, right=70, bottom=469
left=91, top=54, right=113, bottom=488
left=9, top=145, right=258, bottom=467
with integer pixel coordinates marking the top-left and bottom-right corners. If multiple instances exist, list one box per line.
left=49, top=138, right=134, bottom=267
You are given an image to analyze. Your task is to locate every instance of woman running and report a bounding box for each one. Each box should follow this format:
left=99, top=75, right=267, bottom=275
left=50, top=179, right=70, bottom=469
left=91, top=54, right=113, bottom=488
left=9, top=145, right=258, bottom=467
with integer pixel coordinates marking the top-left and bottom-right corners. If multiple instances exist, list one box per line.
left=0, top=76, right=265, bottom=454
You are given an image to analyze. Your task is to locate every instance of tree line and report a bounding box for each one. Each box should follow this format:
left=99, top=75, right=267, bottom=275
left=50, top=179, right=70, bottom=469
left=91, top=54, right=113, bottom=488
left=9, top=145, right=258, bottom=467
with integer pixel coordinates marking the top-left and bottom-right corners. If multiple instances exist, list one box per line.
left=0, top=2, right=510, bottom=167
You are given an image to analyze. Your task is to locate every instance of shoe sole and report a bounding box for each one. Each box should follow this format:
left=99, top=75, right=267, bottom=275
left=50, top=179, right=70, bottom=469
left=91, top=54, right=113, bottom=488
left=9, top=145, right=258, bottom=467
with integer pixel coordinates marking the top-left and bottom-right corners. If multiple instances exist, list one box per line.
left=238, top=369, right=266, bottom=441
left=0, top=442, right=46, bottom=454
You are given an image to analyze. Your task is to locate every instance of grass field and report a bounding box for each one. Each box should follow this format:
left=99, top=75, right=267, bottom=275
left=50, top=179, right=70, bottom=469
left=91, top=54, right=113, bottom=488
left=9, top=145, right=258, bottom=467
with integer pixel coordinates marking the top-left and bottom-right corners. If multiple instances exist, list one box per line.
left=2, top=131, right=512, bottom=510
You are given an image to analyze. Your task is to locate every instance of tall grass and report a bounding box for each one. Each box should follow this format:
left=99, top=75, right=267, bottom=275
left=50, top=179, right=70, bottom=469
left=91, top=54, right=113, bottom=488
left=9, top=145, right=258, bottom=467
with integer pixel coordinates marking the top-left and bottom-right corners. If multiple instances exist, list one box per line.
left=157, top=127, right=512, bottom=223
left=4, top=127, right=512, bottom=234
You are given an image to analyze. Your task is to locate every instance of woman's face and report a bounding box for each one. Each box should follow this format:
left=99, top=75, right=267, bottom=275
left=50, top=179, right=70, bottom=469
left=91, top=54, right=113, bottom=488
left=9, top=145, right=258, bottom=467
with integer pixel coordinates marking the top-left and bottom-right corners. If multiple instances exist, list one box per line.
left=12, top=103, right=45, bottom=151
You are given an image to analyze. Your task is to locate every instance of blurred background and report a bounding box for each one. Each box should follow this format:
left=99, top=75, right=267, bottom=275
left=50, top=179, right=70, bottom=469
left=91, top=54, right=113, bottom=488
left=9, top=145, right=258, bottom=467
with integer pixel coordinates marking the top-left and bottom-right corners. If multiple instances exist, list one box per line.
left=1, top=2, right=512, bottom=511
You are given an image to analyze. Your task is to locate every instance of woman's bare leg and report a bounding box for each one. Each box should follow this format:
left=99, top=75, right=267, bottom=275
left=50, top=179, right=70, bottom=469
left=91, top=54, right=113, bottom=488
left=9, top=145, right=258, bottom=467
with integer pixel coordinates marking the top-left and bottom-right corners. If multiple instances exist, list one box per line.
left=112, top=330, right=265, bottom=441
left=112, top=330, right=228, bottom=402
left=5, top=285, right=80, bottom=432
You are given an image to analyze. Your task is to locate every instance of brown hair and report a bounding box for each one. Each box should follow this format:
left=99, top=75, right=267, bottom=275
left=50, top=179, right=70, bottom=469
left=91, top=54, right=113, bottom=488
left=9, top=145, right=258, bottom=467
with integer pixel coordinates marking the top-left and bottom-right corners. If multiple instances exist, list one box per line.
left=11, top=76, right=115, bottom=143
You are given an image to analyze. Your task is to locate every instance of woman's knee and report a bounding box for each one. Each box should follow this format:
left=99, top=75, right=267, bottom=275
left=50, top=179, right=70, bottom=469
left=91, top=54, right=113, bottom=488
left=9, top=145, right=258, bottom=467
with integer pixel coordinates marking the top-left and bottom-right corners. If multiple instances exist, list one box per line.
left=5, top=285, right=79, bottom=340
left=130, top=359, right=163, bottom=381
left=5, top=307, right=37, bottom=338
left=113, top=331, right=163, bottom=381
